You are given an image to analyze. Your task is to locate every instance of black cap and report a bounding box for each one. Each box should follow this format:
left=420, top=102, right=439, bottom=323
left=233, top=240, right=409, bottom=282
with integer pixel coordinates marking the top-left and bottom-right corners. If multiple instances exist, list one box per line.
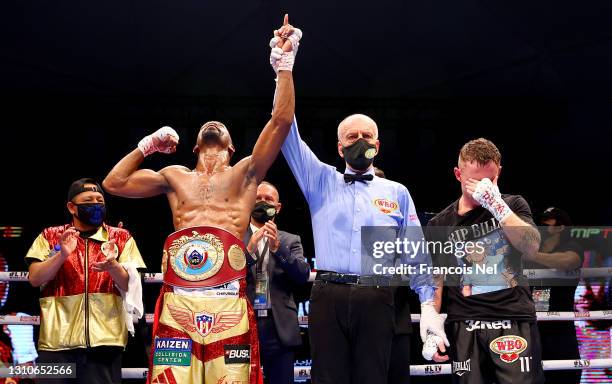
left=540, top=207, right=572, bottom=226
left=67, top=178, right=104, bottom=202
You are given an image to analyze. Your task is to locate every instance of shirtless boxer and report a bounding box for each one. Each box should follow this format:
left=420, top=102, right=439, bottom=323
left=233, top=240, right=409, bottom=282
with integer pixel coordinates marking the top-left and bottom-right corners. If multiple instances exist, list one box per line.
left=103, top=15, right=301, bottom=384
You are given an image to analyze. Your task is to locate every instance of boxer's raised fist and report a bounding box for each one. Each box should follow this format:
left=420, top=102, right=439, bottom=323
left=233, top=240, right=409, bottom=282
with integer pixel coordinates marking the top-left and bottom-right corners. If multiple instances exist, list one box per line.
left=138, top=126, right=179, bottom=157
left=269, top=14, right=302, bottom=73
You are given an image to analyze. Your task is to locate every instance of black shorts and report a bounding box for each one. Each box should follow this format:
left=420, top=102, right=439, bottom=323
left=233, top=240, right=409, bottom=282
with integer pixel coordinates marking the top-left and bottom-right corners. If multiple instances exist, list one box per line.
left=449, top=320, right=544, bottom=384
left=37, top=346, right=123, bottom=384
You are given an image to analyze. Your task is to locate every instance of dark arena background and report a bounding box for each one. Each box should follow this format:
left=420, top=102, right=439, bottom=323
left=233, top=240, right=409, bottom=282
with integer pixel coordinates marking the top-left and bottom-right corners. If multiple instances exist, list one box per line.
left=1, top=1, right=611, bottom=383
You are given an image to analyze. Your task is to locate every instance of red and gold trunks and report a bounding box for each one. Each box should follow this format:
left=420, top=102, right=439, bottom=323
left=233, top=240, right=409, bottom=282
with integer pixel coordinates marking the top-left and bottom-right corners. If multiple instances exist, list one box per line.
left=148, top=226, right=262, bottom=384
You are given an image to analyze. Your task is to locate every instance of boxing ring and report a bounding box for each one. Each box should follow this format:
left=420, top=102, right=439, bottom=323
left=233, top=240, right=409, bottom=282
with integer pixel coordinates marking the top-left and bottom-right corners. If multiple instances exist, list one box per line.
left=2, top=269, right=610, bottom=379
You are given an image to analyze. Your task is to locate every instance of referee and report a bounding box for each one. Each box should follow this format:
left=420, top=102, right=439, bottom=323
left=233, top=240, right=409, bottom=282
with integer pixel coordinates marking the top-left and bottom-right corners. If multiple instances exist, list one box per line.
left=281, top=114, right=448, bottom=384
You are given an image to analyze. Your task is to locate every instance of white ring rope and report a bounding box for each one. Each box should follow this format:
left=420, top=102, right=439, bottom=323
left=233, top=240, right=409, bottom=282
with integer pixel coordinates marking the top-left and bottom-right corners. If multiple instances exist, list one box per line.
left=120, top=359, right=612, bottom=379
left=522, top=268, right=612, bottom=279
left=1, top=310, right=610, bottom=326
left=3, top=270, right=609, bottom=378
left=1, top=267, right=610, bottom=283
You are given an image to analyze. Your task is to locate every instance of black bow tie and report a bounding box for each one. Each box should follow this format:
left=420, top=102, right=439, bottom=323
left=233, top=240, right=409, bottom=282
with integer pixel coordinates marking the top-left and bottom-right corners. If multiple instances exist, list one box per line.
left=344, top=173, right=374, bottom=184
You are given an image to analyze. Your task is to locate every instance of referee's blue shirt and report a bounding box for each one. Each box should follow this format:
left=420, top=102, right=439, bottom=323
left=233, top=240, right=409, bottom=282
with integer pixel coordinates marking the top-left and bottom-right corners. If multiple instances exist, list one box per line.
left=281, top=119, right=435, bottom=302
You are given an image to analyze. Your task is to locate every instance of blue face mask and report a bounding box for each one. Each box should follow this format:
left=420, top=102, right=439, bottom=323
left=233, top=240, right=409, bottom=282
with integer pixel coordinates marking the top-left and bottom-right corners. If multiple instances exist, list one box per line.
left=75, top=203, right=106, bottom=227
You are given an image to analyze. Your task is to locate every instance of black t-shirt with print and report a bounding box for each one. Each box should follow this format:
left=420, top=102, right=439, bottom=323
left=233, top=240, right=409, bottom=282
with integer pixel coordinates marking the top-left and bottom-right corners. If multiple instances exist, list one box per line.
left=426, top=195, right=537, bottom=322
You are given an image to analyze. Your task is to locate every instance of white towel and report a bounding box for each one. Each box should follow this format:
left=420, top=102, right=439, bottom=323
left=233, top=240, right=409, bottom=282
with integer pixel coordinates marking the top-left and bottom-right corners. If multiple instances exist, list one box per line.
left=7, top=312, right=38, bottom=364
left=117, top=262, right=144, bottom=336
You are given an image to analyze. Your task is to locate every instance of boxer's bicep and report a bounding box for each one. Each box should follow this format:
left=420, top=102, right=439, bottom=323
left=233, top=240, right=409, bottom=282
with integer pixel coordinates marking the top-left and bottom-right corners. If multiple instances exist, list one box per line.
left=104, top=149, right=174, bottom=197
left=112, top=168, right=171, bottom=198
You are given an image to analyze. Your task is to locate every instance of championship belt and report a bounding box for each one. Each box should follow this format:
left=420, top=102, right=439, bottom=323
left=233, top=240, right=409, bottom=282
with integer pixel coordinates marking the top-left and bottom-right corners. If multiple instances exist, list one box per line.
left=162, top=226, right=247, bottom=288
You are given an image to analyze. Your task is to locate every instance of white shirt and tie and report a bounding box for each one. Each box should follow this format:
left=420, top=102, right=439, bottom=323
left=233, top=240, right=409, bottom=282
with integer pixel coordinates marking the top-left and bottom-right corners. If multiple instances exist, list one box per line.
left=250, top=223, right=271, bottom=276
left=250, top=223, right=273, bottom=311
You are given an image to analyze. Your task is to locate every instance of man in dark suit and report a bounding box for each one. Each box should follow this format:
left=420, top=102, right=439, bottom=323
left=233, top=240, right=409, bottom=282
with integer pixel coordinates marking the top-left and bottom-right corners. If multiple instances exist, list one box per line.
left=245, top=181, right=311, bottom=384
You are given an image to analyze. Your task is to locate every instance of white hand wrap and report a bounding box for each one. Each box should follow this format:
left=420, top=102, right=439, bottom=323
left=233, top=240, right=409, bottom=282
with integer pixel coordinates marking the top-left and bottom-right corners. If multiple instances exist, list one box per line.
left=269, top=36, right=281, bottom=49
left=269, top=28, right=302, bottom=73
left=137, top=126, right=179, bottom=157
left=472, top=178, right=512, bottom=223
left=269, top=46, right=283, bottom=72
left=420, top=301, right=449, bottom=346
left=422, top=331, right=444, bottom=360
left=286, top=28, right=302, bottom=55
left=277, top=52, right=295, bottom=72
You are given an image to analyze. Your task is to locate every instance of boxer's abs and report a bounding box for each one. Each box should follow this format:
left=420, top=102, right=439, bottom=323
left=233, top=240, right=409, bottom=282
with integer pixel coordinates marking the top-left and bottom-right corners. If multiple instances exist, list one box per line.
left=170, top=200, right=250, bottom=237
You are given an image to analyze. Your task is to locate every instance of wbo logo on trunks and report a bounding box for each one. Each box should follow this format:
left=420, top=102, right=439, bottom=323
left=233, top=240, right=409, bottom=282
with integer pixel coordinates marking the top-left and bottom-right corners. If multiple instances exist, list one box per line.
left=373, top=198, right=399, bottom=214
left=489, top=335, right=528, bottom=363
left=167, top=304, right=243, bottom=337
